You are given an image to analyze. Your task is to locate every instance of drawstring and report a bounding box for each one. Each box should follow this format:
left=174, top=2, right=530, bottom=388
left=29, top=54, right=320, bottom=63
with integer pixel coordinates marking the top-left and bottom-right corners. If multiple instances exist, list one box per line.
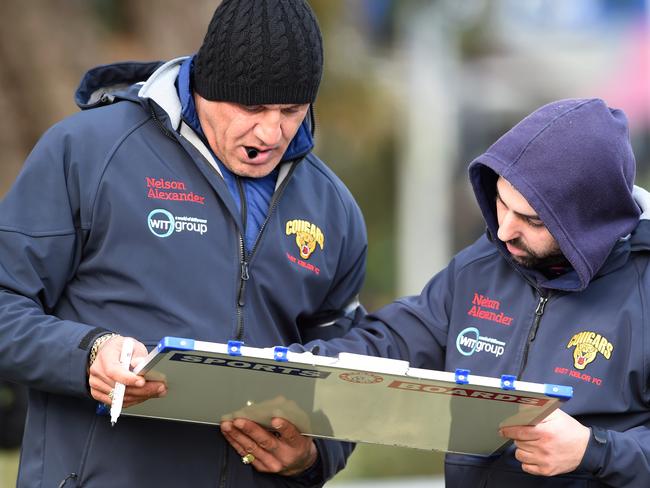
left=58, top=473, right=78, bottom=488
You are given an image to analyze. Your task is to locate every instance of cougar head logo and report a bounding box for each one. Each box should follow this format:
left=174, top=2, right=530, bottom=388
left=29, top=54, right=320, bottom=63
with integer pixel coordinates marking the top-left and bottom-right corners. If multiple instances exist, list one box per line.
left=572, top=343, right=598, bottom=370
left=296, top=231, right=317, bottom=259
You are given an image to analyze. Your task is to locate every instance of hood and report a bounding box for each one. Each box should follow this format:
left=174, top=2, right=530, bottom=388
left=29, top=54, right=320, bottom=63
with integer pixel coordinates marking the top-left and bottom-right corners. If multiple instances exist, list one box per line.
left=75, top=61, right=164, bottom=109
left=468, top=98, right=639, bottom=291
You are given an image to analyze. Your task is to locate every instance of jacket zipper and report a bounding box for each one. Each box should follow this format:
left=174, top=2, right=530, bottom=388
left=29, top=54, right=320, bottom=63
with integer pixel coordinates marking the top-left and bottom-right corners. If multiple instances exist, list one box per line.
left=223, top=165, right=297, bottom=487
left=148, top=101, right=180, bottom=143
left=491, top=239, right=552, bottom=378
left=517, top=293, right=549, bottom=377
left=235, top=178, right=249, bottom=342
left=57, top=473, right=78, bottom=488
left=218, top=448, right=229, bottom=488
left=236, top=234, right=249, bottom=341
left=234, top=163, right=298, bottom=341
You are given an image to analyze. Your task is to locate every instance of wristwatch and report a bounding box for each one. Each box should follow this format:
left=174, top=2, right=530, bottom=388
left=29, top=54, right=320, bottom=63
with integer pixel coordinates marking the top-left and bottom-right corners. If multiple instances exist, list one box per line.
left=88, top=333, right=120, bottom=367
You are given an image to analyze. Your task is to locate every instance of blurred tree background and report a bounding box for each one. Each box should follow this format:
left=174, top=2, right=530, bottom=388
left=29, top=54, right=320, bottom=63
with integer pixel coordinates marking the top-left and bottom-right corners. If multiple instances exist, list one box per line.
left=0, top=0, right=648, bottom=486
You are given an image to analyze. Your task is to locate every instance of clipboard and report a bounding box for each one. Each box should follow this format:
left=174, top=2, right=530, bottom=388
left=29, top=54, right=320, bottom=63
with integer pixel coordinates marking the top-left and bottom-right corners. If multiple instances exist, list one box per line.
left=126, top=337, right=572, bottom=455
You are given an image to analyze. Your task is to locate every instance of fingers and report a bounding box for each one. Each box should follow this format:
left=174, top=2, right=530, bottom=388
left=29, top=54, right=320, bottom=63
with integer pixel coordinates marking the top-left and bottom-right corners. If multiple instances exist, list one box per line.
left=92, top=388, right=114, bottom=406
left=122, top=384, right=167, bottom=408
left=515, top=447, right=550, bottom=476
left=500, top=425, right=541, bottom=442
left=122, top=381, right=167, bottom=404
left=130, top=342, right=150, bottom=370
left=88, top=374, right=112, bottom=396
left=520, top=463, right=544, bottom=476
left=90, top=336, right=146, bottom=386
left=221, top=420, right=278, bottom=473
left=88, top=336, right=166, bottom=405
left=220, top=417, right=317, bottom=476
left=90, top=379, right=166, bottom=406
left=270, top=418, right=300, bottom=446
left=226, top=419, right=281, bottom=454
left=514, top=445, right=535, bottom=464
left=514, top=442, right=549, bottom=476
left=506, top=411, right=590, bottom=477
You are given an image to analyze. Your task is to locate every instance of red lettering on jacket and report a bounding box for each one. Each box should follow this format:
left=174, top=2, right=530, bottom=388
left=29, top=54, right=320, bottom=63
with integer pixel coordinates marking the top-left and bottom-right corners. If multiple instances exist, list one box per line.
left=467, top=293, right=514, bottom=326
left=145, top=177, right=205, bottom=205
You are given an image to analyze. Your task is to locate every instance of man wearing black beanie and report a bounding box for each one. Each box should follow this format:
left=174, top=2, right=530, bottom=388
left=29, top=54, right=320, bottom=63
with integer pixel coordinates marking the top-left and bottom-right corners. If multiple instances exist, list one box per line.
left=194, top=0, right=323, bottom=106
left=0, top=1, right=366, bottom=487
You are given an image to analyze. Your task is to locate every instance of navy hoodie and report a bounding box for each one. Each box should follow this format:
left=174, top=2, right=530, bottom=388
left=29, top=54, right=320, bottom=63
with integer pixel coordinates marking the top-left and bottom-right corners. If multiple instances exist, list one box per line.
left=300, top=99, right=650, bottom=487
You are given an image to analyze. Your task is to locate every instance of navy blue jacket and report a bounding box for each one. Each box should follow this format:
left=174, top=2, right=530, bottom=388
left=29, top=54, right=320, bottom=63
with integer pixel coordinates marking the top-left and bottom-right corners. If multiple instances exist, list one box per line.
left=302, top=99, right=650, bottom=487
left=0, top=58, right=367, bottom=487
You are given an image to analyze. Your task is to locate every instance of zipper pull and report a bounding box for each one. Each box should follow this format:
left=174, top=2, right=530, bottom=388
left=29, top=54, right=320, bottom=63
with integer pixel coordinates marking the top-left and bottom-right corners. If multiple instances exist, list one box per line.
left=241, top=261, right=250, bottom=281
left=529, top=296, right=548, bottom=342
left=238, top=261, right=249, bottom=307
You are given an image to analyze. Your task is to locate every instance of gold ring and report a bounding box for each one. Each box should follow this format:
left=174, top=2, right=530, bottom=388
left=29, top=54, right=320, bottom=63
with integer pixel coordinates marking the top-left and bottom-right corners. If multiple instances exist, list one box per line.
left=108, top=389, right=115, bottom=401
left=242, top=453, right=255, bottom=465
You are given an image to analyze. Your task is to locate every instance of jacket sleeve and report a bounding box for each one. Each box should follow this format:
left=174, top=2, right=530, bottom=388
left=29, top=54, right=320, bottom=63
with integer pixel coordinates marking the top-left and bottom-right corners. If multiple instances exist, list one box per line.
left=298, top=196, right=368, bottom=343
left=283, top=438, right=354, bottom=488
left=574, top=248, right=650, bottom=487
left=295, top=258, right=456, bottom=371
left=0, top=125, right=109, bottom=397
left=578, top=425, right=650, bottom=487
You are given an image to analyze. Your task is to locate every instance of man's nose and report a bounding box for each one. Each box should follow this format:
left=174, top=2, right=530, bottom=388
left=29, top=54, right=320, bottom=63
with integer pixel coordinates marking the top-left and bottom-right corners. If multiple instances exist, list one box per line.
left=497, top=211, right=520, bottom=242
left=254, top=111, right=282, bottom=146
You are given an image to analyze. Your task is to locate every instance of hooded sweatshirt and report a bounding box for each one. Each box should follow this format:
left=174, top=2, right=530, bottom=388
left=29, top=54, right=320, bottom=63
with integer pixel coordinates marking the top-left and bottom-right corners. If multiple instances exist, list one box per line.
left=298, top=99, right=650, bottom=487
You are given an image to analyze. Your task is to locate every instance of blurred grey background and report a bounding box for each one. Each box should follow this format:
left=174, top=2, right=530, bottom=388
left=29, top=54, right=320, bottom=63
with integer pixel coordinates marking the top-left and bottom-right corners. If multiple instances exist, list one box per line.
left=0, top=0, right=648, bottom=485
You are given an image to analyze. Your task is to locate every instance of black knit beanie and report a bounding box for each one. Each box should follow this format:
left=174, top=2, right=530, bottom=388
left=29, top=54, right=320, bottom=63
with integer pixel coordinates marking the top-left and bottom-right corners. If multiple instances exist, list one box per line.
left=193, top=0, right=323, bottom=105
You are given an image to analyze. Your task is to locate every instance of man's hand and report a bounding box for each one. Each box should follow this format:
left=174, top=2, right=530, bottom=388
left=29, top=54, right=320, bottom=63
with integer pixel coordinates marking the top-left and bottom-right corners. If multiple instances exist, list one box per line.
left=221, top=417, right=318, bottom=476
left=500, top=408, right=590, bottom=476
left=88, top=336, right=167, bottom=408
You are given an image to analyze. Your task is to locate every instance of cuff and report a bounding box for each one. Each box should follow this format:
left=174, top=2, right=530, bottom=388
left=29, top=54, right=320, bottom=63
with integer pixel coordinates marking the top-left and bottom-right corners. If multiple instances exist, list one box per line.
left=285, top=443, right=324, bottom=487
left=578, top=426, right=609, bottom=474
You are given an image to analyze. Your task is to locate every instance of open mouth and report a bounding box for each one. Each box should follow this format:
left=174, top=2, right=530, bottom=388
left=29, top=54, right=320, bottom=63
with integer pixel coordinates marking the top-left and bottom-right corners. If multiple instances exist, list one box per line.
left=244, top=146, right=273, bottom=160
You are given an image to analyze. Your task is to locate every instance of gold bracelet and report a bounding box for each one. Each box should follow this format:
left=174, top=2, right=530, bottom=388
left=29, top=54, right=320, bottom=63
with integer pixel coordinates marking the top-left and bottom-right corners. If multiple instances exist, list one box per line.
left=88, top=333, right=119, bottom=367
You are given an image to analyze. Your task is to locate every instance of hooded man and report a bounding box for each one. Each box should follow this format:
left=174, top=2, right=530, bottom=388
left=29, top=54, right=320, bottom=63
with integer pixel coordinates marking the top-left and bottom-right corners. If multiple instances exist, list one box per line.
left=297, top=98, right=650, bottom=487
left=0, top=0, right=367, bottom=486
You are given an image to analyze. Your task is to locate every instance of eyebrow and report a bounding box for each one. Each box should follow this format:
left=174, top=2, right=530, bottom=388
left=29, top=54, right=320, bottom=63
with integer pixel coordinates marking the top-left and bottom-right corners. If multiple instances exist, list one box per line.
left=495, top=188, right=541, bottom=221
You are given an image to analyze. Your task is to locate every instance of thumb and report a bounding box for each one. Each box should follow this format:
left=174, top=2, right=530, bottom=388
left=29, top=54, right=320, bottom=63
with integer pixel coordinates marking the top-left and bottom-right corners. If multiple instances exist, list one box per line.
left=130, top=342, right=149, bottom=369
